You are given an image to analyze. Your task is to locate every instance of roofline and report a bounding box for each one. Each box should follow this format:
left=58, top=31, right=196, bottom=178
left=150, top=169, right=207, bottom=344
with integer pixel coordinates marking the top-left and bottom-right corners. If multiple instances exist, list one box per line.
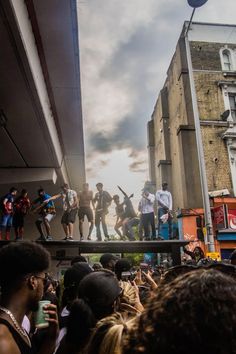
left=184, top=20, right=236, bottom=28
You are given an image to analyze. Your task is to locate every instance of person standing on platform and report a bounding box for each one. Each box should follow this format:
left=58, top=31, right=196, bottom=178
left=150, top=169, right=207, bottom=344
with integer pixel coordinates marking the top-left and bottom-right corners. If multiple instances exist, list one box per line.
left=32, top=188, right=56, bottom=241
left=46, top=184, right=78, bottom=241
left=113, top=195, right=125, bottom=239
left=156, top=182, right=173, bottom=239
left=78, top=183, right=94, bottom=241
left=0, top=187, right=18, bottom=240
left=93, top=183, right=112, bottom=241
left=138, top=188, right=157, bottom=241
left=13, top=189, right=31, bottom=241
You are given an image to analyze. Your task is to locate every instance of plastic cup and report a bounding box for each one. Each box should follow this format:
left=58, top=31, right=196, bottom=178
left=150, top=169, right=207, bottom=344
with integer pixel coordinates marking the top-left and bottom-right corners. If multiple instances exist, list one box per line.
left=35, top=300, right=51, bottom=329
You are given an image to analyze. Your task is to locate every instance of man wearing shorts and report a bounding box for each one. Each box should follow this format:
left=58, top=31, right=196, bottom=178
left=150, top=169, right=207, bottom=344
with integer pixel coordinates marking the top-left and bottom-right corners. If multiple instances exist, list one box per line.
left=78, top=183, right=94, bottom=240
left=32, top=188, right=56, bottom=241
left=47, top=183, right=78, bottom=241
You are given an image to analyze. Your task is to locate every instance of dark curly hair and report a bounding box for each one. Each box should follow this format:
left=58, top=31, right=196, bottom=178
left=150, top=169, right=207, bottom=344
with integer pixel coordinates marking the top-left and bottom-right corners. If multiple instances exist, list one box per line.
left=123, top=269, right=236, bottom=354
left=0, top=241, right=50, bottom=292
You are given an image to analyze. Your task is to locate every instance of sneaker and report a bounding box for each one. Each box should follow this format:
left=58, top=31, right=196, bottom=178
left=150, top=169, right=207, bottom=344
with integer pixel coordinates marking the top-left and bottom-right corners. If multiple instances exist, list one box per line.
left=80, top=236, right=84, bottom=241
left=87, top=236, right=91, bottom=241
left=157, top=236, right=164, bottom=241
left=46, top=235, right=53, bottom=241
left=67, top=236, right=74, bottom=241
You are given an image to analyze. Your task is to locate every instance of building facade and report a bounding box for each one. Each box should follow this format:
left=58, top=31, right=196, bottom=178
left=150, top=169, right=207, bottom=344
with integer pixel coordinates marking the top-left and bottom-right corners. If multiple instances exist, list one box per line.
left=148, top=22, right=236, bottom=211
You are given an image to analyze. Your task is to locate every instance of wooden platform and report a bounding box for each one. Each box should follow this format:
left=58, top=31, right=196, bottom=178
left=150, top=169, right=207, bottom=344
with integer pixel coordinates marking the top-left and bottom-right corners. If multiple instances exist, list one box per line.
left=0, top=240, right=189, bottom=265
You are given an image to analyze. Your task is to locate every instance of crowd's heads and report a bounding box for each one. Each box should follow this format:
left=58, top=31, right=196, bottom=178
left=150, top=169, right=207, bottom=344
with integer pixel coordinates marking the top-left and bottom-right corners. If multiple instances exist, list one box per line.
left=92, top=262, right=103, bottom=271
left=123, top=268, right=236, bottom=354
left=71, top=255, right=87, bottom=266
left=114, top=259, right=132, bottom=280
left=65, top=271, right=122, bottom=353
left=230, top=249, right=236, bottom=266
left=100, top=254, right=118, bottom=271
left=37, top=188, right=45, bottom=196
left=0, top=241, right=50, bottom=311
left=9, top=187, right=18, bottom=195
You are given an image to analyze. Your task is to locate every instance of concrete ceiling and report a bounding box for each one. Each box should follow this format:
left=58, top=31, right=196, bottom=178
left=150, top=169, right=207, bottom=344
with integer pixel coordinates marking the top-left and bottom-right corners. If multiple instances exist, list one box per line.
left=0, top=0, right=85, bottom=196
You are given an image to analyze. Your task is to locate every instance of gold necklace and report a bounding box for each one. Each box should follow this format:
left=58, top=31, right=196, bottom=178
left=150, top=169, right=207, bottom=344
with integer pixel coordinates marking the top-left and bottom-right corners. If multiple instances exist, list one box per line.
left=0, top=307, right=31, bottom=347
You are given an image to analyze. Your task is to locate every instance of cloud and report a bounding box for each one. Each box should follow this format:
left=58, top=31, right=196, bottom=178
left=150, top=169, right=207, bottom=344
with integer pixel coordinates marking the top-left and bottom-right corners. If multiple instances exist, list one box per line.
left=129, top=160, right=146, bottom=173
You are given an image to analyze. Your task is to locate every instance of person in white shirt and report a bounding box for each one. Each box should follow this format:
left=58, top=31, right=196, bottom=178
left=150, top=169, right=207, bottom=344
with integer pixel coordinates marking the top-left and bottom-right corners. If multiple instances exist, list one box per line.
left=156, top=182, right=173, bottom=239
left=46, top=183, right=78, bottom=241
left=138, top=188, right=156, bottom=240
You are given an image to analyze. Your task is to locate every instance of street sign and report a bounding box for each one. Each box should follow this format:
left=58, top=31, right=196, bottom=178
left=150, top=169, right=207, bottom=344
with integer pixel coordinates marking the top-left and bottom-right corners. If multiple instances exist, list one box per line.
left=187, top=0, right=208, bottom=8
left=212, top=205, right=227, bottom=230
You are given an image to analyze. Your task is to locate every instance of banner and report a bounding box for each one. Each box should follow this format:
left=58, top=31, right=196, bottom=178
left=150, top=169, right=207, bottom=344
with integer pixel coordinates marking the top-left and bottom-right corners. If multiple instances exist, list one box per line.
left=228, top=209, right=236, bottom=230
left=212, top=205, right=227, bottom=230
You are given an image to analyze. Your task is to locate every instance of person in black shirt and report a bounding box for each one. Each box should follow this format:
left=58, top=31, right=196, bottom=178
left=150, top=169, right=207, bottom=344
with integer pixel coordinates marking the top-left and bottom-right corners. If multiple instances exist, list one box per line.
left=93, top=183, right=112, bottom=241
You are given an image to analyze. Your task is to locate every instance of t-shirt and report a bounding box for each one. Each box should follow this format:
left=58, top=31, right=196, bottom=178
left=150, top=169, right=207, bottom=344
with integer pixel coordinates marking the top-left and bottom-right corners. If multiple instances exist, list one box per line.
left=34, top=194, right=55, bottom=215
left=156, top=189, right=172, bottom=210
left=138, top=193, right=155, bottom=214
left=61, top=189, right=77, bottom=211
left=14, top=197, right=31, bottom=215
left=94, top=191, right=112, bottom=212
left=1, top=193, right=15, bottom=215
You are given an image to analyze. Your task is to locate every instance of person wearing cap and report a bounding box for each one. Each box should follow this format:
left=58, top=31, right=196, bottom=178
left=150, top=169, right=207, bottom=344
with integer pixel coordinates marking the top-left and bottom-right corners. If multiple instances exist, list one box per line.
left=100, top=253, right=118, bottom=272
left=138, top=188, right=157, bottom=241
left=114, top=258, right=132, bottom=280
left=156, top=182, right=173, bottom=239
left=46, top=184, right=78, bottom=241
left=93, top=183, right=112, bottom=241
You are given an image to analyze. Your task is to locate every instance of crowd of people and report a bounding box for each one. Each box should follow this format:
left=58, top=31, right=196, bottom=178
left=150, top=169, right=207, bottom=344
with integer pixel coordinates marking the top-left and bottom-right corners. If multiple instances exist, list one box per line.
left=0, top=241, right=235, bottom=354
left=0, top=182, right=173, bottom=242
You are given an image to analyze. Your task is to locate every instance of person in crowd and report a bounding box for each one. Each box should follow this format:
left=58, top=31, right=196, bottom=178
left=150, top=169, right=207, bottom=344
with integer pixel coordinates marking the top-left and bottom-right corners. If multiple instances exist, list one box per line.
left=138, top=188, right=157, bottom=241
left=93, top=183, right=112, bottom=241
left=0, top=187, right=18, bottom=240
left=70, top=255, right=87, bottom=266
left=13, top=189, right=31, bottom=241
left=183, top=246, right=205, bottom=264
left=156, top=182, right=173, bottom=239
left=56, top=262, right=93, bottom=352
left=114, top=258, right=132, bottom=281
left=92, top=262, right=103, bottom=271
left=230, top=249, right=236, bottom=266
left=100, top=253, right=118, bottom=272
left=0, top=241, right=58, bottom=354
left=123, top=269, right=236, bottom=354
left=55, top=271, right=122, bottom=354
left=32, top=188, right=56, bottom=241
left=78, top=183, right=94, bottom=241
left=113, top=195, right=125, bottom=239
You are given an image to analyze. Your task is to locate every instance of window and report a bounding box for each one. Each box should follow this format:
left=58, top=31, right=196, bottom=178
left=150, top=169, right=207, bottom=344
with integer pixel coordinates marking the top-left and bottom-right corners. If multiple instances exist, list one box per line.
left=222, top=50, right=232, bottom=71
left=229, top=93, right=236, bottom=121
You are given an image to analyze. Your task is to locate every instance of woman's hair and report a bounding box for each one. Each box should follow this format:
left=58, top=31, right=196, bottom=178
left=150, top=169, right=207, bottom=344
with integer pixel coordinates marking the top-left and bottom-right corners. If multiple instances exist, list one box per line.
left=86, top=313, right=127, bottom=354
left=123, top=269, right=236, bottom=354
left=64, top=271, right=121, bottom=352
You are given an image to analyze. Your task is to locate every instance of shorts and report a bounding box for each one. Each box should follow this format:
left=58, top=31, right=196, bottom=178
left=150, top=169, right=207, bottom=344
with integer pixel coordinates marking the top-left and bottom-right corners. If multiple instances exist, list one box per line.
left=61, top=209, right=77, bottom=225
left=78, top=207, right=93, bottom=222
left=38, top=213, right=55, bottom=223
left=0, top=214, right=13, bottom=228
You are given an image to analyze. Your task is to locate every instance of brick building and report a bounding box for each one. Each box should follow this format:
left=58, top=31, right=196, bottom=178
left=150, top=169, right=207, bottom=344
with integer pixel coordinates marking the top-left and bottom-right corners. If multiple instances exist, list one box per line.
left=148, top=22, right=236, bottom=211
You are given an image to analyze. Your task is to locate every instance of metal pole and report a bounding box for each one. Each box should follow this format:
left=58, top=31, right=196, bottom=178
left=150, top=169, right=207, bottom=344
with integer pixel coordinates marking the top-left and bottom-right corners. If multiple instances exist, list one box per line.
left=184, top=20, right=215, bottom=252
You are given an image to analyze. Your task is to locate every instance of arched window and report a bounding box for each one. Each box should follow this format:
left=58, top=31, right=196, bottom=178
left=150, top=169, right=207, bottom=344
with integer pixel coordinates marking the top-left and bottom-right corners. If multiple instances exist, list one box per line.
left=222, top=49, right=232, bottom=71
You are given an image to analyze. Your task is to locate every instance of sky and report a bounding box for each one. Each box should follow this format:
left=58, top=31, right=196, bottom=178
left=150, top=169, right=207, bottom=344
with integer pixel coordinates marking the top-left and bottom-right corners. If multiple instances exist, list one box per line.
left=77, top=0, right=236, bottom=218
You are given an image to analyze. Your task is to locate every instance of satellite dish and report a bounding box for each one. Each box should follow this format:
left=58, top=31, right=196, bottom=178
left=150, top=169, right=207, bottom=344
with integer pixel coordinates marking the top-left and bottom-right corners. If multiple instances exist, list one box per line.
left=187, top=0, right=208, bottom=8
left=221, top=109, right=230, bottom=121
